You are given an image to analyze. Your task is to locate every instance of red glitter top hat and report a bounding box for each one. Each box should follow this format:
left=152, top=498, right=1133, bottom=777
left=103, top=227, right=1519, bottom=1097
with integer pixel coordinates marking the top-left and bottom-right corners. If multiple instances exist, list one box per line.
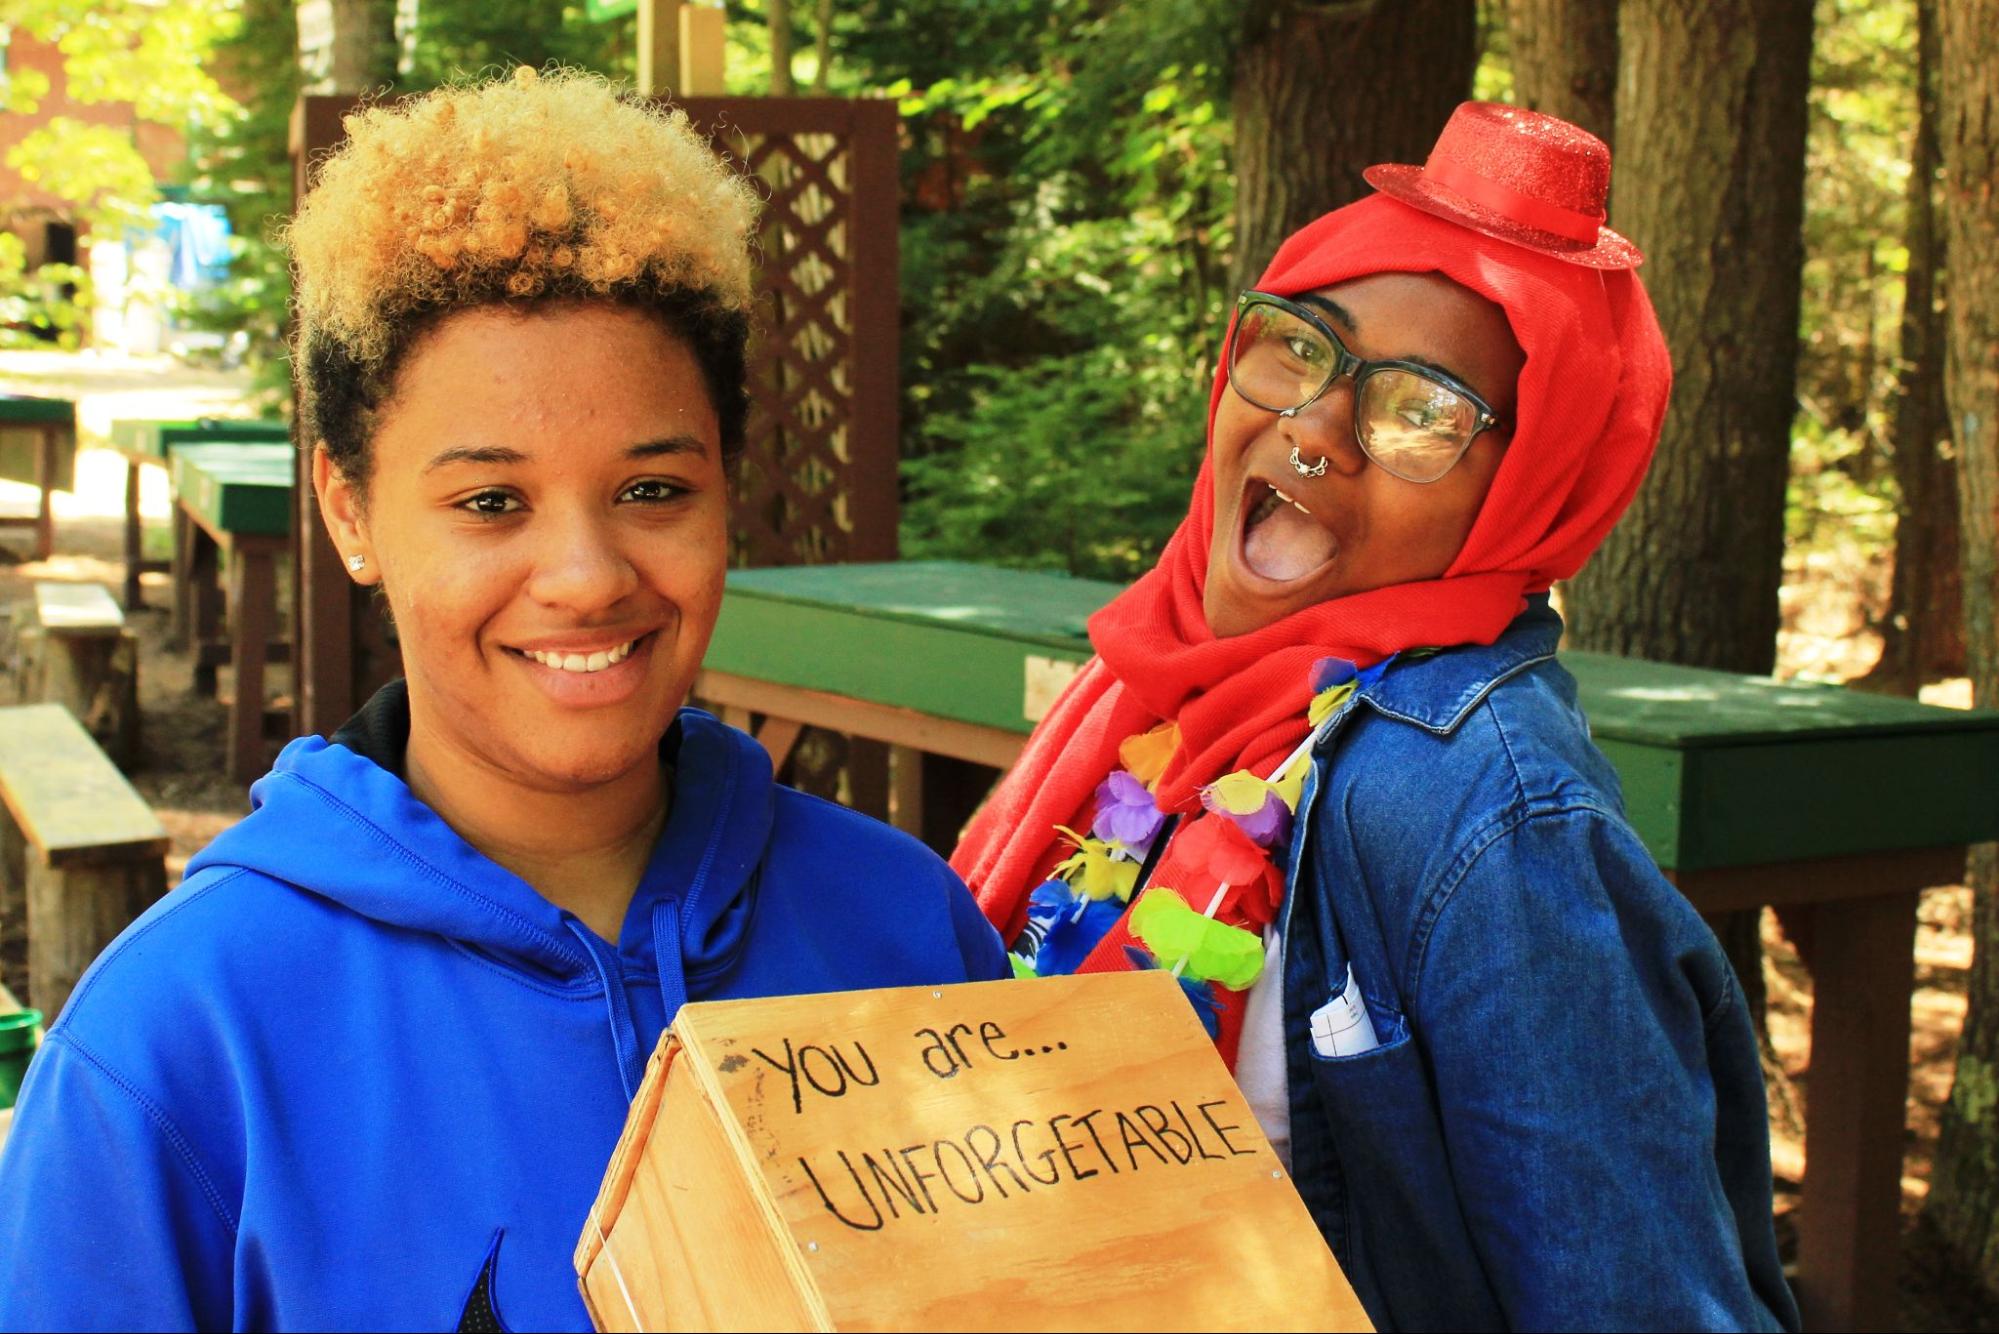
left=1363, top=101, right=1643, bottom=269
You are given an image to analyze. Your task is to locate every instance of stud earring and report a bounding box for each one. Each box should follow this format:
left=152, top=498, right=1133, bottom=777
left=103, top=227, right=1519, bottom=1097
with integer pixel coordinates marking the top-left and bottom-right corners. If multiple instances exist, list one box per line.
left=346, top=554, right=366, bottom=572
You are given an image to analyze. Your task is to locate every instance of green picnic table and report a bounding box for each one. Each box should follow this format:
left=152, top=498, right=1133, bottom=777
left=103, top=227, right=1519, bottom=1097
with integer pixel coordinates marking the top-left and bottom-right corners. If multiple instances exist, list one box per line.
left=169, top=443, right=295, bottom=784
left=108, top=418, right=290, bottom=611
left=0, top=394, right=78, bottom=561
left=696, top=559, right=1999, bottom=1334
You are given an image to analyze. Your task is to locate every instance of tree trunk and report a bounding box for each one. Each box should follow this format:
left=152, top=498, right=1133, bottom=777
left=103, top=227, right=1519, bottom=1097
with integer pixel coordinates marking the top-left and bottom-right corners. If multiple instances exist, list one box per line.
left=1503, top=0, right=1616, bottom=144
left=813, top=0, right=834, bottom=94
left=1565, top=0, right=1812, bottom=675
left=1229, top=0, right=1476, bottom=293
left=326, top=0, right=399, bottom=93
left=769, top=0, right=796, bottom=95
left=1923, top=0, right=1999, bottom=1301
left=1561, top=0, right=1812, bottom=1046
left=1866, top=0, right=1963, bottom=693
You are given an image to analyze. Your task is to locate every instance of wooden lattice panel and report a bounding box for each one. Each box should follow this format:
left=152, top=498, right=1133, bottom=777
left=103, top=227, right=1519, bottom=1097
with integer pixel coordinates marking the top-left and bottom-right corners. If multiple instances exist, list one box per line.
left=686, top=98, right=901, bottom=571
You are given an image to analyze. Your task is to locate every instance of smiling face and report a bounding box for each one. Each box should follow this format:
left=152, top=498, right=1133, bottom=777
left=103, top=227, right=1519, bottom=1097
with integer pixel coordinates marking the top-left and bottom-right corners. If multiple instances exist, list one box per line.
left=1202, top=271, right=1526, bottom=638
left=316, top=301, right=728, bottom=794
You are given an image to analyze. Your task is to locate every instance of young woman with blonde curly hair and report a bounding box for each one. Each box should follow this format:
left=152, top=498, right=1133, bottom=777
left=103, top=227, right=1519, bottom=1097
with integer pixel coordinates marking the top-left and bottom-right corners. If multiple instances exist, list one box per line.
left=0, top=69, right=1004, bottom=1331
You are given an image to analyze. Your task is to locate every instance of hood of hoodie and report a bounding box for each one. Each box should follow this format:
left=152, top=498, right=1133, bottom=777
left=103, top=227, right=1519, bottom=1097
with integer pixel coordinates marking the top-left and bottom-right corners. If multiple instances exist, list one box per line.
left=184, top=700, right=775, bottom=994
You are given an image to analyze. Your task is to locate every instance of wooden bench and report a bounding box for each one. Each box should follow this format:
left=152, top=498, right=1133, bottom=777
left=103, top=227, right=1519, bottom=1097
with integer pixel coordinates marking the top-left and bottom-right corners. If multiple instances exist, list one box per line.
left=0, top=393, right=77, bottom=562
left=108, top=417, right=291, bottom=612
left=0, top=704, right=168, bottom=1025
left=170, top=443, right=294, bottom=784
left=11, top=582, right=140, bottom=767
left=693, top=559, right=1999, bottom=1334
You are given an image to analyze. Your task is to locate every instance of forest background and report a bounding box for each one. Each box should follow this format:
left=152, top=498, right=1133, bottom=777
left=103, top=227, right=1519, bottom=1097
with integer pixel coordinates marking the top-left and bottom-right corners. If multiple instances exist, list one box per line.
left=5, top=0, right=1999, bottom=1317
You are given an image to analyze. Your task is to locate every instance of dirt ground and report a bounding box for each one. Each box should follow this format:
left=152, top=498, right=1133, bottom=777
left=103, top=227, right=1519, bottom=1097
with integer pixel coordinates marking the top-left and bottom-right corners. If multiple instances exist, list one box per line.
left=1, top=350, right=1994, bottom=1328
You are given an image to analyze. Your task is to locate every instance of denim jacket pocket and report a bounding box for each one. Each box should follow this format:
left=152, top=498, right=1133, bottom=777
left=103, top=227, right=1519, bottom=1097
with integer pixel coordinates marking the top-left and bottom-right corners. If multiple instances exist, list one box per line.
left=1307, top=1025, right=1505, bottom=1334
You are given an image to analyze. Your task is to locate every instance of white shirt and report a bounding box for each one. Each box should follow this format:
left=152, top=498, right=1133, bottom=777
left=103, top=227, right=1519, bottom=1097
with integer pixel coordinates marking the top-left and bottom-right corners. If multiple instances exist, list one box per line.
left=1235, top=926, right=1292, bottom=1169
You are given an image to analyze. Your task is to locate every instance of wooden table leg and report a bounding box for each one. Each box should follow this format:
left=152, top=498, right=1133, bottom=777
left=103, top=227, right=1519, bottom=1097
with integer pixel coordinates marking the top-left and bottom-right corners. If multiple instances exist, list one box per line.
left=889, top=745, right=925, bottom=839
left=226, top=542, right=277, bottom=785
left=169, top=506, right=194, bottom=649
left=189, top=524, right=224, bottom=697
left=122, top=458, right=146, bottom=610
left=32, top=424, right=56, bottom=561
left=1791, top=889, right=1917, bottom=1333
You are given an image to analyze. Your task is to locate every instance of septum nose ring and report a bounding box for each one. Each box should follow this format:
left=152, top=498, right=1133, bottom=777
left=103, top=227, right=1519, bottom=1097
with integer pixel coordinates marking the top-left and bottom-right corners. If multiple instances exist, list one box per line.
left=1289, top=445, right=1329, bottom=479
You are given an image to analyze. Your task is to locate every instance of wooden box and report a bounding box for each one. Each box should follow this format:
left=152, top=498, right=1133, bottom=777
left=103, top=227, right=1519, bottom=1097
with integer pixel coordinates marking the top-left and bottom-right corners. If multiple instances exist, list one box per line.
left=575, top=971, right=1370, bottom=1332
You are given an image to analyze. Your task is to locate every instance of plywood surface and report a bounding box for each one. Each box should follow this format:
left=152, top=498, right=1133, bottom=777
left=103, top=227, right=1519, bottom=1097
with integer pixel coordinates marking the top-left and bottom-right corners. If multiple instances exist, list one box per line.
left=33, top=582, right=124, bottom=636
left=586, top=972, right=1368, bottom=1332
left=0, top=705, right=168, bottom=864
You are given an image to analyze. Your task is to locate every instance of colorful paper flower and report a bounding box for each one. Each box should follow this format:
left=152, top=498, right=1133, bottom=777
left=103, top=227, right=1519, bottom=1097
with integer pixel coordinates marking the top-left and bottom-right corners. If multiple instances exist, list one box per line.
left=1309, top=656, right=1360, bottom=727
left=1200, top=770, right=1293, bottom=848
left=1028, top=878, right=1127, bottom=976
left=1051, top=826, right=1140, bottom=902
left=1118, top=721, right=1181, bottom=791
left=1172, top=815, right=1284, bottom=926
left=1128, top=887, right=1265, bottom=990
left=1092, top=770, right=1166, bottom=851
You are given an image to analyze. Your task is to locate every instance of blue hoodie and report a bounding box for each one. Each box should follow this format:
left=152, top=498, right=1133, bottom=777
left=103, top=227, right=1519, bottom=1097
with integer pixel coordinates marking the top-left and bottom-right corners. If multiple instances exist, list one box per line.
left=0, top=698, right=1006, bottom=1331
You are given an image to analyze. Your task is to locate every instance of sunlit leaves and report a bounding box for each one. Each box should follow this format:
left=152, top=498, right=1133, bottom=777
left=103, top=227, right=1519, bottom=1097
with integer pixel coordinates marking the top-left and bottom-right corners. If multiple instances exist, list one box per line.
left=7, top=0, right=242, bottom=127
left=6, top=117, right=162, bottom=230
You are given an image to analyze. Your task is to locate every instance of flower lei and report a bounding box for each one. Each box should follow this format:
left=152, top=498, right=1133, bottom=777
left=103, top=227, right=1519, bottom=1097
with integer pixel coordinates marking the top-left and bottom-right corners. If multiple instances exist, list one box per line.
left=1009, top=656, right=1371, bottom=1032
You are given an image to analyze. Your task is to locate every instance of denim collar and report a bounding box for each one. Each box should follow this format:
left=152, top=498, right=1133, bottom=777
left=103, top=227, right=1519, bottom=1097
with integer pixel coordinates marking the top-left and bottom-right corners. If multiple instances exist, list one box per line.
left=1352, top=594, right=1563, bottom=736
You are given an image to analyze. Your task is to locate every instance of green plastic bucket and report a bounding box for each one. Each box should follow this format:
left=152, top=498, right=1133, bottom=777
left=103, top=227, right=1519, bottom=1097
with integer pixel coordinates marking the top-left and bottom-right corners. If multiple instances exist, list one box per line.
left=0, top=1010, right=44, bottom=1110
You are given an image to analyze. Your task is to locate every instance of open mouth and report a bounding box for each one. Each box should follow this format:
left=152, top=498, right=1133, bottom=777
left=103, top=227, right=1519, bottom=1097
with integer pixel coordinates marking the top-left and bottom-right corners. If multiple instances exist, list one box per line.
left=1239, top=479, right=1339, bottom=584
left=507, top=632, right=652, bottom=675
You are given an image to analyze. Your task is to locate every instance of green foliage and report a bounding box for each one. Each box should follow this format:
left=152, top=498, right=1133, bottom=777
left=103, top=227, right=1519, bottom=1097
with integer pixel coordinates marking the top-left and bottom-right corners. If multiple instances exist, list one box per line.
left=402, top=1, right=628, bottom=86
left=1, top=0, right=241, bottom=348
left=8, top=117, right=160, bottom=230
left=902, top=347, right=1206, bottom=579
left=176, top=0, right=299, bottom=406
left=873, top=0, right=1236, bottom=578
left=1789, top=0, right=1919, bottom=557
left=0, top=232, right=90, bottom=349
left=3, top=0, right=241, bottom=229
left=184, top=0, right=1923, bottom=594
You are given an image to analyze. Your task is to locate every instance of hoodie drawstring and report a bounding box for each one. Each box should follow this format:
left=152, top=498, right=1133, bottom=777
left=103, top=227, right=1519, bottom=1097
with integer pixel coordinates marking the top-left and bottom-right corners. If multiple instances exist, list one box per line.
left=564, top=920, right=646, bottom=1101
left=653, top=898, right=688, bottom=1027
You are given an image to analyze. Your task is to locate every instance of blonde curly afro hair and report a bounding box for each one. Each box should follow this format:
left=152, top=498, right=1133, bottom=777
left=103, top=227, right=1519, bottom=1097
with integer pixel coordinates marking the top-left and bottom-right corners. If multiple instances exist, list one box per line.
left=288, top=67, right=761, bottom=481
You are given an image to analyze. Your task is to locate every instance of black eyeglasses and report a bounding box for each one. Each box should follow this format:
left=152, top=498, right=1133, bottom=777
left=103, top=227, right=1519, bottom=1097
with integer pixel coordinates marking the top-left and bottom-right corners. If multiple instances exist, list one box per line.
left=1225, top=291, right=1508, bottom=484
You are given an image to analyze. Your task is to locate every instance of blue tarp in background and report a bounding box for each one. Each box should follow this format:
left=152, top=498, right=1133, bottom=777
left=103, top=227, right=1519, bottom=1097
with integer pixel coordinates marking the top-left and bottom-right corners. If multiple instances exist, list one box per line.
left=151, top=202, right=233, bottom=289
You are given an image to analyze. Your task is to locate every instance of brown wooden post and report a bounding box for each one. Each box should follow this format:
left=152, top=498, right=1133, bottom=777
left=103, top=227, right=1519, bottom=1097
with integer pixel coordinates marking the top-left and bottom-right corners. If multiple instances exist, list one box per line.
left=1792, top=890, right=1919, bottom=1333
left=27, top=631, right=139, bottom=770
left=637, top=0, right=686, bottom=97
left=291, top=94, right=368, bottom=738
left=26, top=856, right=165, bottom=1024
left=678, top=5, right=727, bottom=95
left=121, top=460, right=146, bottom=610
left=227, top=541, right=280, bottom=785
left=31, top=422, right=55, bottom=562
left=168, top=505, right=195, bottom=649
left=189, top=526, right=224, bottom=698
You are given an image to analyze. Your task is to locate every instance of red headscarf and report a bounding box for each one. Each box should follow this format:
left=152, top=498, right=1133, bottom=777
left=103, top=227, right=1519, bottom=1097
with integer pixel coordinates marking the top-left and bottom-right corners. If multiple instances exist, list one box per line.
left=952, top=194, right=1670, bottom=1045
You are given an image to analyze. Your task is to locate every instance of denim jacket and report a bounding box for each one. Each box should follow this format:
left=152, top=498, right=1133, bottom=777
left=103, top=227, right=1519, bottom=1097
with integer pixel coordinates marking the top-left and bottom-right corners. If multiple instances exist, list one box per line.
left=1278, top=597, right=1800, bottom=1333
